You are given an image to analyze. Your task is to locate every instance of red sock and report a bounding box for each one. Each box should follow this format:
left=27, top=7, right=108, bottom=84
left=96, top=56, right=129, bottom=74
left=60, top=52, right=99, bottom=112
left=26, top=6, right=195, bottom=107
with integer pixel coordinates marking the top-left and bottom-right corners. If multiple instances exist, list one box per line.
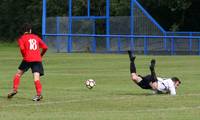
left=13, top=74, right=20, bottom=92
left=34, top=80, right=42, bottom=96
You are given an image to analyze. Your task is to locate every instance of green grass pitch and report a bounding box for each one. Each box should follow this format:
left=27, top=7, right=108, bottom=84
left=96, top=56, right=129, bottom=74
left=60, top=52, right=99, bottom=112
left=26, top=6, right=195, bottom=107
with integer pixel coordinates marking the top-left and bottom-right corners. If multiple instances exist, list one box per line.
left=0, top=44, right=200, bottom=120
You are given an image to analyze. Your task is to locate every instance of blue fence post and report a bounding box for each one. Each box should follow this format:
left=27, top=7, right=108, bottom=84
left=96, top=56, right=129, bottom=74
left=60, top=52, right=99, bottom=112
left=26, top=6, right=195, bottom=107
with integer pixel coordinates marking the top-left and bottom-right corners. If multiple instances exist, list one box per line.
left=87, top=0, right=90, bottom=16
left=144, top=37, right=148, bottom=55
left=171, top=37, right=175, bottom=55
left=130, top=0, right=135, bottom=51
left=68, top=0, right=72, bottom=53
left=189, top=32, right=192, bottom=52
left=56, top=17, right=60, bottom=52
left=106, top=0, right=110, bottom=52
left=164, top=32, right=167, bottom=50
left=42, top=0, right=47, bottom=42
left=92, top=19, right=96, bottom=53
left=117, top=37, right=121, bottom=53
left=199, top=38, right=200, bottom=55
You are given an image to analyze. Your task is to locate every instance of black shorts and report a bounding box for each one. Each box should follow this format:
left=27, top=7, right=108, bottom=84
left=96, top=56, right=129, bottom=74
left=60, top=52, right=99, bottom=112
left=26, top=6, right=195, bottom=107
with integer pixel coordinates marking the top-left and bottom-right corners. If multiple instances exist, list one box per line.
left=18, top=60, right=44, bottom=76
left=137, top=75, right=153, bottom=89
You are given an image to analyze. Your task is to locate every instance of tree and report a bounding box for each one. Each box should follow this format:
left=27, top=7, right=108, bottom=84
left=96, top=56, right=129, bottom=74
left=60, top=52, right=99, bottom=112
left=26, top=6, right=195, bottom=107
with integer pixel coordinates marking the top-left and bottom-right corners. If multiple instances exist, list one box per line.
left=138, top=0, right=192, bottom=31
left=0, top=0, right=199, bottom=41
left=0, top=0, right=42, bottom=41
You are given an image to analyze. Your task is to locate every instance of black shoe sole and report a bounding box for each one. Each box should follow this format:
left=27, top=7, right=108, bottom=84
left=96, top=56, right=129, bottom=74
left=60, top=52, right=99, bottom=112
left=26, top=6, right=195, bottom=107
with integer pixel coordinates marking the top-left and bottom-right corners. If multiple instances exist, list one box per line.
left=7, top=92, right=17, bottom=99
left=128, top=50, right=136, bottom=62
left=150, top=59, right=156, bottom=71
left=32, top=96, right=43, bottom=101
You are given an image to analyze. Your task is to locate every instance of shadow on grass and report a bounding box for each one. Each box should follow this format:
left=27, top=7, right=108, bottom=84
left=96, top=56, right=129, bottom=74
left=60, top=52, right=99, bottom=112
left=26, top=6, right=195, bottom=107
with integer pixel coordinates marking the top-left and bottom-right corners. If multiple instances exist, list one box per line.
left=0, top=95, right=32, bottom=101
left=116, top=92, right=155, bottom=96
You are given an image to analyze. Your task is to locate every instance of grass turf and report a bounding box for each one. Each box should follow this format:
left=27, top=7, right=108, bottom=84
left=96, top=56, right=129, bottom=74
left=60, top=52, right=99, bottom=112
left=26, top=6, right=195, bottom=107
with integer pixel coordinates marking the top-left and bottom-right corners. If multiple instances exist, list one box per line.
left=0, top=44, right=200, bottom=120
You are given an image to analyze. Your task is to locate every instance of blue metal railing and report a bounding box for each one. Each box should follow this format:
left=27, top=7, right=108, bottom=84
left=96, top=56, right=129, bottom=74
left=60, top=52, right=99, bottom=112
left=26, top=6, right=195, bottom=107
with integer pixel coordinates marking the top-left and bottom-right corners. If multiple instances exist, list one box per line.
left=44, top=33, right=200, bottom=55
left=45, top=33, right=200, bottom=39
left=42, top=0, right=200, bottom=55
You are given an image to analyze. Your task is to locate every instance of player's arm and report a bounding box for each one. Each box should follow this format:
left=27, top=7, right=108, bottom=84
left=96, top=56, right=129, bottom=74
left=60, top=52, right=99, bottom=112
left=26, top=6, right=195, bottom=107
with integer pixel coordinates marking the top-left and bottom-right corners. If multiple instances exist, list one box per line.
left=18, top=38, right=25, bottom=57
left=169, top=87, right=176, bottom=95
left=41, top=48, right=48, bottom=57
left=169, top=81, right=176, bottom=95
left=20, top=49, right=25, bottom=57
left=39, top=38, right=48, bottom=57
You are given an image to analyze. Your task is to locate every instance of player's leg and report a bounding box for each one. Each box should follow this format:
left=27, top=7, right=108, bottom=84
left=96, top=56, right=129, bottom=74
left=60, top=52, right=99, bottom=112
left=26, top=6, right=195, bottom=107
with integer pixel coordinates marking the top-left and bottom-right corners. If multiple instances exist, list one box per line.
left=128, top=50, right=136, bottom=73
left=149, top=59, right=157, bottom=82
left=32, top=72, right=43, bottom=101
left=128, top=50, right=142, bottom=83
left=31, top=62, right=44, bottom=101
left=7, top=69, right=24, bottom=98
left=128, top=50, right=136, bottom=62
left=148, top=59, right=159, bottom=90
left=13, top=69, right=24, bottom=91
left=8, top=60, right=30, bottom=98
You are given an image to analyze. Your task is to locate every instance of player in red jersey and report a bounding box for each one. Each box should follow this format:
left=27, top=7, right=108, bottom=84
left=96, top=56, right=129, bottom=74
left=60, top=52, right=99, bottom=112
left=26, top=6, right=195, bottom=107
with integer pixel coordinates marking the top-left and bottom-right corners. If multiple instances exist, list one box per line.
left=7, top=23, right=48, bottom=101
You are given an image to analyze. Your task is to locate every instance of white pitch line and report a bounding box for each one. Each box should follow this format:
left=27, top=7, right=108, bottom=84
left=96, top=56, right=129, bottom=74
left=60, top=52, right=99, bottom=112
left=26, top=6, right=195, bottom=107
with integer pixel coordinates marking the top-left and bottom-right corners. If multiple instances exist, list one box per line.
left=4, top=99, right=200, bottom=113
left=134, top=106, right=200, bottom=113
left=2, top=95, right=200, bottom=113
left=3, top=93, right=200, bottom=107
left=3, top=96, right=131, bottom=107
left=3, top=99, right=91, bottom=107
left=3, top=97, right=113, bottom=107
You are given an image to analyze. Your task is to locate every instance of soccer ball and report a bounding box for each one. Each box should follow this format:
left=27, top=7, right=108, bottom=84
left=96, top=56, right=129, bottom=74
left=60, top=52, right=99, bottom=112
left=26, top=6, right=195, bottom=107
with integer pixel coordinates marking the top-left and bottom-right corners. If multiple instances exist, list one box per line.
left=85, top=79, right=96, bottom=89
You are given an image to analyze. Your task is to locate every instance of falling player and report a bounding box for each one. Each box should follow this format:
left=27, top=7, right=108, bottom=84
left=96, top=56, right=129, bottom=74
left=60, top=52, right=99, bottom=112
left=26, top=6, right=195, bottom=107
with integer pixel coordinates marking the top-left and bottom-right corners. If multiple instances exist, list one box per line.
left=128, top=50, right=181, bottom=95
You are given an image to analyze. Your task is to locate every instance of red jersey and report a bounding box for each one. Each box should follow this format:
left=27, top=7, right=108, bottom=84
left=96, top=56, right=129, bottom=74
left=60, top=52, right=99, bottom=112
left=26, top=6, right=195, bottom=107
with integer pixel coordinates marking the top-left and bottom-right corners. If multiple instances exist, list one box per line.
left=18, top=34, right=48, bottom=62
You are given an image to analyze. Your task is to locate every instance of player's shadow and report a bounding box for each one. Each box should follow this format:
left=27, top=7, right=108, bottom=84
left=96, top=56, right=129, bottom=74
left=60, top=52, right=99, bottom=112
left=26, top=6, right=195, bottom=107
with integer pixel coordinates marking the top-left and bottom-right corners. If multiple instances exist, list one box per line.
left=1, top=95, right=32, bottom=101
left=116, top=92, right=155, bottom=96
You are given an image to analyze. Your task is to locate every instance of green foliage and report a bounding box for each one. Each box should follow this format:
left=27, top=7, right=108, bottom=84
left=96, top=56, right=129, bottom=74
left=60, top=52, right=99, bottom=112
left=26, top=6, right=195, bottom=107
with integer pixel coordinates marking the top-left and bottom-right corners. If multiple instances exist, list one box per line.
left=47, top=0, right=68, bottom=16
left=72, top=0, right=88, bottom=16
left=138, top=0, right=192, bottom=31
left=0, top=0, right=42, bottom=41
left=110, top=0, right=130, bottom=16
left=0, top=0, right=199, bottom=41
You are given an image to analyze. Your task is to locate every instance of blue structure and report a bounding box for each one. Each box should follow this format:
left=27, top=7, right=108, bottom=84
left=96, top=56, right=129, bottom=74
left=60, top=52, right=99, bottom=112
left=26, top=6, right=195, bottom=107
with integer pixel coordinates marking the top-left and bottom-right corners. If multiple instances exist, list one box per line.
left=42, top=0, right=200, bottom=55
